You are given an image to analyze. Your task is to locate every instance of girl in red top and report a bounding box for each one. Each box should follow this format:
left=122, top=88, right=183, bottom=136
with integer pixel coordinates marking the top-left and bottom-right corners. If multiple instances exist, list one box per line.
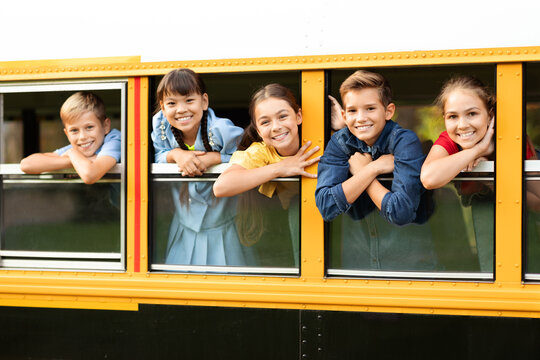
left=420, top=76, right=495, bottom=190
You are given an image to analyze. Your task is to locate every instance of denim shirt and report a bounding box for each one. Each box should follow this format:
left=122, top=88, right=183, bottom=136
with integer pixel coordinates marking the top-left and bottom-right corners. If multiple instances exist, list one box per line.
left=151, top=108, right=243, bottom=164
left=315, top=120, right=431, bottom=225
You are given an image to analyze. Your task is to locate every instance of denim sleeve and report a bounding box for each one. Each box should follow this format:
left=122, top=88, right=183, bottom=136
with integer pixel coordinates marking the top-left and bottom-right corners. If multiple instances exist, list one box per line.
left=150, top=111, right=171, bottom=164
left=208, top=118, right=244, bottom=163
left=315, top=136, right=352, bottom=221
left=380, top=129, right=425, bottom=225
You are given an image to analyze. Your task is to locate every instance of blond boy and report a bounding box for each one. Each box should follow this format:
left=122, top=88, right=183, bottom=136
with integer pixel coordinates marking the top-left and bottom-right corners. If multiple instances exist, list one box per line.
left=20, top=92, right=120, bottom=184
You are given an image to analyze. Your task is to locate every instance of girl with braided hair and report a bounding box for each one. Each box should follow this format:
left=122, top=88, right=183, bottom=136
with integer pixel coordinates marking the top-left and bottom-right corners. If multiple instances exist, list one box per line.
left=151, top=68, right=250, bottom=266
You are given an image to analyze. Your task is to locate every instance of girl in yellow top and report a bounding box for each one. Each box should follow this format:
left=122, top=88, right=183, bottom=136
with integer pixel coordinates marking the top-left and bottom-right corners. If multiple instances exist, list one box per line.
left=213, top=84, right=320, bottom=264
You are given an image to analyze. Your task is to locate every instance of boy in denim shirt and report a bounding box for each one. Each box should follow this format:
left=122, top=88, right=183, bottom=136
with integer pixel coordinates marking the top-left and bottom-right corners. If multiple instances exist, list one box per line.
left=316, top=70, right=434, bottom=270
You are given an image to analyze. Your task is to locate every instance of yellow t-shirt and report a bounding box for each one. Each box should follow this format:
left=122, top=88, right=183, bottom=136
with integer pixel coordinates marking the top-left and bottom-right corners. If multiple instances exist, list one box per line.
left=229, top=142, right=297, bottom=208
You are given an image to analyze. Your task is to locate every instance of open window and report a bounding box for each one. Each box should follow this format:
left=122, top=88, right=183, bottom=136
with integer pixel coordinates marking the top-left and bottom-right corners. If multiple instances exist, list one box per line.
left=325, top=65, right=496, bottom=280
left=0, top=81, right=126, bottom=271
left=149, top=72, right=303, bottom=275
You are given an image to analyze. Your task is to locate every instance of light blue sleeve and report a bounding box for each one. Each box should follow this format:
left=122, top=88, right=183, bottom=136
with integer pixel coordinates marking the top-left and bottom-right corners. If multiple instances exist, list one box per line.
left=151, top=111, right=174, bottom=163
left=207, top=116, right=244, bottom=163
left=96, top=128, right=121, bottom=162
left=54, top=144, right=72, bottom=156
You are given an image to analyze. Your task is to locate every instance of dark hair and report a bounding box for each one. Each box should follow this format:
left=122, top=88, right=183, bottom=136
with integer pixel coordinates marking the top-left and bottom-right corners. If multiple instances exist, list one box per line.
left=339, top=70, right=392, bottom=107
left=237, top=83, right=300, bottom=150
left=156, top=68, right=212, bottom=152
left=435, top=75, right=496, bottom=117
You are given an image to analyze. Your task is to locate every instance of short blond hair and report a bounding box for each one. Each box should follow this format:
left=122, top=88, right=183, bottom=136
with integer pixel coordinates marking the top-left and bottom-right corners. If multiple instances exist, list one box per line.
left=339, top=70, right=392, bottom=107
left=60, top=92, right=107, bottom=125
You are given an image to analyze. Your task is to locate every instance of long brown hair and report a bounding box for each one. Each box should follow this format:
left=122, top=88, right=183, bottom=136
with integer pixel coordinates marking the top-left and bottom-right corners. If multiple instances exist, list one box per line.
left=237, top=83, right=300, bottom=150
left=435, top=75, right=496, bottom=117
left=156, top=68, right=213, bottom=152
left=236, top=84, right=301, bottom=247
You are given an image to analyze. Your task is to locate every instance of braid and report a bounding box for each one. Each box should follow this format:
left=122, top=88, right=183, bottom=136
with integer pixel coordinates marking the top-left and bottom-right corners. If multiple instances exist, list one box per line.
left=171, top=127, right=189, bottom=150
left=200, top=110, right=213, bottom=152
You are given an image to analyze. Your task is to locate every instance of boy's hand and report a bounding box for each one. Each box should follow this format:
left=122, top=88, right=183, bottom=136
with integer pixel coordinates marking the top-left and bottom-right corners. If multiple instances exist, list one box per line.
left=373, top=154, right=395, bottom=175
left=329, top=95, right=345, bottom=131
left=348, top=152, right=372, bottom=175
left=170, top=148, right=207, bottom=176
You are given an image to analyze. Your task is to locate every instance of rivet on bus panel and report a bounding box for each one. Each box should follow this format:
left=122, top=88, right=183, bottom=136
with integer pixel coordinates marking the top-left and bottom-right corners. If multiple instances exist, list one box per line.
left=386, top=280, right=390, bottom=285
left=516, top=200, right=520, bottom=204
left=515, top=264, right=519, bottom=268
left=498, top=136, right=502, bottom=140
left=497, top=283, right=502, bottom=287
left=498, top=50, right=503, bottom=55
left=497, top=263, right=502, bottom=267
left=303, top=258, right=307, bottom=262
left=381, top=55, right=385, bottom=59
left=463, top=51, right=468, bottom=56
left=344, top=279, right=348, bottom=283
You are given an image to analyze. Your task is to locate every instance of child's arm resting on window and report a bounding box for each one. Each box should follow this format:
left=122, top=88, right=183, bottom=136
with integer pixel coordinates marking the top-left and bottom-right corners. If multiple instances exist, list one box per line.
left=344, top=152, right=394, bottom=205
left=213, top=142, right=319, bottom=198
left=65, top=148, right=117, bottom=184
left=380, top=130, right=426, bottom=225
left=20, top=152, right=73, bottom=174
left=421, top=119, right=494, bottom=190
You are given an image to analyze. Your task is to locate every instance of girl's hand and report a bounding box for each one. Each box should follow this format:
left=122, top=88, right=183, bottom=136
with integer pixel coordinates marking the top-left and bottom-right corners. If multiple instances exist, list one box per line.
left=373, top=154, right=395, bottom=175
left=329, top=95, right=346, bottom=131
left=475, top=117, right=495, bottom=158
left=348, top=152, right=372, bottom=175
left=464, top=156, right=488, bottom=172
left=277, top=141, right=320, bottom=178
left=170, top=148, right=207, bottom=176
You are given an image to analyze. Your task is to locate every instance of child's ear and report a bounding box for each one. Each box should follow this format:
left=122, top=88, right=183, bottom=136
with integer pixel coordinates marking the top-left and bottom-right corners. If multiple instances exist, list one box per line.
left=296, top=108, right=303, bottom=125
left=385, top=103, right=396, bottom=120
left=160, top=101, right=165, bottom=112
left=202, top=93, right=209, bottom=111
left=103, top=118, right=111, bottom=134
left=63, top=127, right=68, bottom=137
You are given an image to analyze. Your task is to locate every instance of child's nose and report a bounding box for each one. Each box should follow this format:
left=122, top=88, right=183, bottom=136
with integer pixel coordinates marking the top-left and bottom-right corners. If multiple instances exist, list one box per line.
left=271, top=119, right=282, bottom=131
left=457, top=116, right=468, bottom=128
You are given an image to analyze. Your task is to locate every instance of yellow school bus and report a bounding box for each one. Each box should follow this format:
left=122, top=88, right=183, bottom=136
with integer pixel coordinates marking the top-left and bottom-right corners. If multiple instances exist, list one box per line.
left=1, top=1, right=540, bottom=358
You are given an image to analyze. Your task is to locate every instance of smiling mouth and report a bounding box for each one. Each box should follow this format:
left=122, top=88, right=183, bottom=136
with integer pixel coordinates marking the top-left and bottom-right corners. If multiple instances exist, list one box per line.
left=175, top=115, right=192, bottom=122
left=457, top=131, right=475, bottom=139
left=355, top=124, right=373, bottom=131
left=79, top=141, right=94, bottom=149
left=272, top=132, right=289, bottom=141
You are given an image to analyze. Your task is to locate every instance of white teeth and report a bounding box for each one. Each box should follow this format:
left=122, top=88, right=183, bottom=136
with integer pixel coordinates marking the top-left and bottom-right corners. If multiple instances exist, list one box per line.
left=176, top=116, right=191, bottom=121
left=79, top=141, right=93, bottom=149
left=272, top=132, right=288, bottom=141
left=356, top=125, right=372, bottom=131
left=458, top=131, right=475, bottom=138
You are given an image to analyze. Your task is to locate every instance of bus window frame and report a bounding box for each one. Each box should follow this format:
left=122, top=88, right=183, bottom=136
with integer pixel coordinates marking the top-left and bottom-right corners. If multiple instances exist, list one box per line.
left=0, top=79, right=127, bottom=271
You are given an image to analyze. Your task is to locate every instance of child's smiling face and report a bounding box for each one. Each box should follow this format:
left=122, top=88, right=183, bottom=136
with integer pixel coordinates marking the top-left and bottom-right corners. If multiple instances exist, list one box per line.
left=160, top=91, right=209, bottom=145
left=255, top=97, right=302, bottom=156
left=342, top=88, right=395, bottom=146
left=443, top=89, right=491, bottom=149
left=63, top=111, right=110, bottom=157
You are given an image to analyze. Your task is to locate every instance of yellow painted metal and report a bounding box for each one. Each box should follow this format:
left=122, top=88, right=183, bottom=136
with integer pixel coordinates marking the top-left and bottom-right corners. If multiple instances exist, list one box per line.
left=1, top=47, right=540, bottom=81
left=0, top=298, right=138, bottom=311
left=300, top=71, right=325, bottom=279
left=495, top=63, right=523, bottom=284
left=1, top=48, right=540, bottom=317
left=139, top=77, right=150, bottom=273
left=126, top=78, right=136, bottom=273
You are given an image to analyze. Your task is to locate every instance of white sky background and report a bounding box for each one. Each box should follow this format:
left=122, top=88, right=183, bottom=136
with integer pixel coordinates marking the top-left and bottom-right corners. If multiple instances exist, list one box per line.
left=1, top=0, right=539, bottom=62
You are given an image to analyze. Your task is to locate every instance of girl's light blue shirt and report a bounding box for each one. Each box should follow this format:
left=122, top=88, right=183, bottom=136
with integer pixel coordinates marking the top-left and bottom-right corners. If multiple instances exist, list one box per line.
left=151, top=108, right=243, bottom=164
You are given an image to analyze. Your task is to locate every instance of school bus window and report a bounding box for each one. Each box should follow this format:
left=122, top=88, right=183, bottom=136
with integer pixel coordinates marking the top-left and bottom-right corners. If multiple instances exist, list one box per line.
left=0, top=83, right=125, bottom=271
left=525, top=63, right=540, bottom=279
left=325, top=65, right=496, bottom=279
left=149, top=71, right=302, bottom=274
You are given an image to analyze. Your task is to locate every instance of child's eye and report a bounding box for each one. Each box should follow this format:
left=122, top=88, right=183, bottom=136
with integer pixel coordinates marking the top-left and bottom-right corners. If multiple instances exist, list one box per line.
left=468, top=111, right=478, bottom=117
left=166, top=101, right=175, bottom=106
left=347, top=109, right=356, bottom=114
left=279, top=114, right=288, bottom=119
left=186, top=98, right=195, bottom=103
left=367, top=107, right=375, bottom=111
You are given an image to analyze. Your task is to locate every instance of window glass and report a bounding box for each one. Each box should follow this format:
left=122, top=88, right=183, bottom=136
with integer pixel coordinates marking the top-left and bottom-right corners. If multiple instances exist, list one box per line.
left=149, top=72, right=302, bottom=274
left=326, top=66, right=495, bottom=278
left=151, top=176, right=299, bottom=272
left=525, top=63, right=540, bottom=277
left=0, top=83, right=124, bottom=271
